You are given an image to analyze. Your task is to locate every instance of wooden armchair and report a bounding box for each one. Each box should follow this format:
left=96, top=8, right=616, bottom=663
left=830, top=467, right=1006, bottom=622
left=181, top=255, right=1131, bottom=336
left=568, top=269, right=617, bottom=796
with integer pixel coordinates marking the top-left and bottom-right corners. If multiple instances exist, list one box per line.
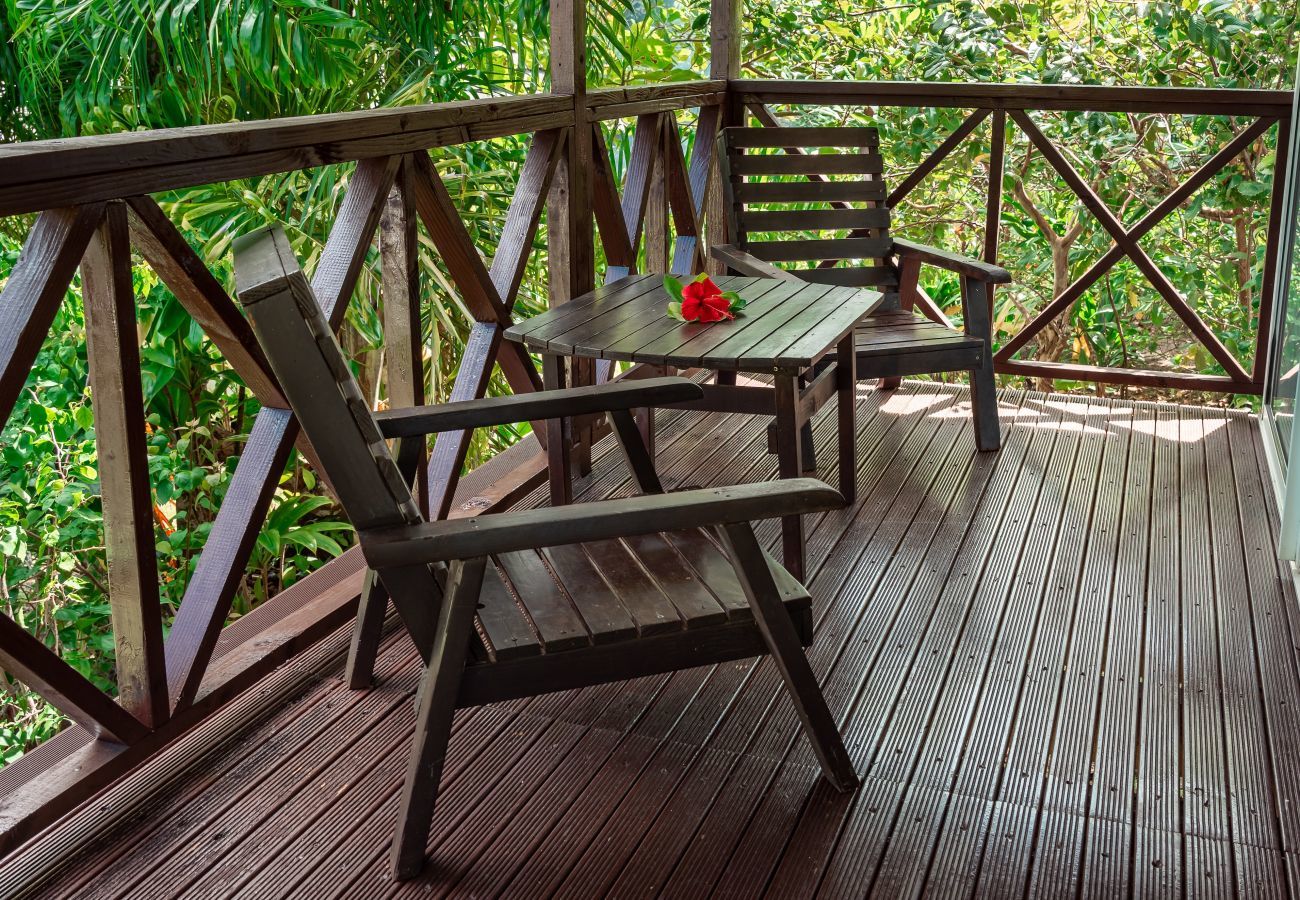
left=233, top=225, right=859, bottom=881
left=712, top=126, right=1012, bottom=452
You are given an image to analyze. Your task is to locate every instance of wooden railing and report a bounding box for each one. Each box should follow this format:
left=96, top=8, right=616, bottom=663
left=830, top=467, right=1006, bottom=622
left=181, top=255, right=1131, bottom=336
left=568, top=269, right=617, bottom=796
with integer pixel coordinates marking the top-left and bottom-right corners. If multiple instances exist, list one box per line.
left=0, top=75, right=728, bottom=853
left=0, top=72, right=1291, bottom=855
left=740, top=80, right=1294, bottom=394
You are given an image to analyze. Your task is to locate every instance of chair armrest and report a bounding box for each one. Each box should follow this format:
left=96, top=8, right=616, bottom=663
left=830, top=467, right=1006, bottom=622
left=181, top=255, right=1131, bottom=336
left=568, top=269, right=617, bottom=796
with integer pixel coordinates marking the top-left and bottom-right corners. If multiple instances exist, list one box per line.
left=373, top=376, right=704, bottom=439
left=710, top=244, right=804, bottom=283
left=359, top=478, right=842, bottom=567
left=893, top=238, right=1012, bottom=284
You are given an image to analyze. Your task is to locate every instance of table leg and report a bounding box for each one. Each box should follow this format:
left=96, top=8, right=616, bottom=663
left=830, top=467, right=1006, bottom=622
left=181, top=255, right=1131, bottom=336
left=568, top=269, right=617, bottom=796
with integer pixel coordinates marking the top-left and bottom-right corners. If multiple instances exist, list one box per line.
left=773, top=373, right=806, bottom=582
left=542, top=353, right=572, bottom=506
left=836, top=335, right=857, bottom=505
left=573, top=358, right=594, bottom=476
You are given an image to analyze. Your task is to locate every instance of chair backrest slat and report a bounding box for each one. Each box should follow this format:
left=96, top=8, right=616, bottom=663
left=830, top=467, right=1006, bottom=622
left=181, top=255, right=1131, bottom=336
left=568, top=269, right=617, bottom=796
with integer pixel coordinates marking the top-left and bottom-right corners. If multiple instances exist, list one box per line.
left=719, top=126, right=895, bottom=302
left=738, top=207, right=889, bottom=232
left=233, top=225, right=422, bottom=534
left=730, top=152, right=884, bottom=177
left=745, top=236, right=893, bottom=264
left=726, top=126, right=882, bottom=148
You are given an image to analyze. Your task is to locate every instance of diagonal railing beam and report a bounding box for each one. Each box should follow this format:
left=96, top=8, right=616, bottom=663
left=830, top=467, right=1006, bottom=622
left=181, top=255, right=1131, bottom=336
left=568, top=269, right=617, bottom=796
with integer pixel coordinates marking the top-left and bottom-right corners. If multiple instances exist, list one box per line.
left=125, top=196, right=286, bottom=409
left=0, top=205, right=105, bottom=429
left=998, top=114, right=1274, bottom=373
left=887, top=107, right=991, bottom=209
left=0, top=615, right=149, bottom=745
left=420, top=134, right=560, bottom=519
left=591, top=124, right=636, bottom=278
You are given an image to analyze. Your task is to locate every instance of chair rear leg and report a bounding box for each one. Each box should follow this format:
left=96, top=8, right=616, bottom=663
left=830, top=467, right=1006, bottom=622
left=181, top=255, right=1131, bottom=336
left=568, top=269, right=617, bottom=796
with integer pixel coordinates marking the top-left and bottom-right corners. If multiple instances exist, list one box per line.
left=719, top=523, right=858, bottom=792
left=391, top=556, right=487, bottom=880
left=347, top=569, right=389, bottom=689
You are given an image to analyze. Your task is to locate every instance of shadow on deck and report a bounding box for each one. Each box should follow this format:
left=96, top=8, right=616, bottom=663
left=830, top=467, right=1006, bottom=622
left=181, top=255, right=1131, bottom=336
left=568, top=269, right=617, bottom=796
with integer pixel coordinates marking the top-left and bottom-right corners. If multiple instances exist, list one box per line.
left=7, top=381, right=1300, bottom=898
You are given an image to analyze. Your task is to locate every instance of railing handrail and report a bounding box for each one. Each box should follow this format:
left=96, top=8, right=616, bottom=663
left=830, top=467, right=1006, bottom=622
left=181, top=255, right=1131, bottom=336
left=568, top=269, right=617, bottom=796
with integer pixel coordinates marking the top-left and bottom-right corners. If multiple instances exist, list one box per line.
left=736, top=79, right=1295, bottom=116
left=0, top=82, right=727, bottom=218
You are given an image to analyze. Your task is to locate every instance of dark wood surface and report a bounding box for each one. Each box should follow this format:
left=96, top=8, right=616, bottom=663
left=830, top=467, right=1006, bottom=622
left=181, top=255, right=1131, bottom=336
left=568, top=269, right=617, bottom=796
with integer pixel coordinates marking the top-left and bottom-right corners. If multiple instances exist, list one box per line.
left=505, top=274, right=880, bottom=373
left=12, top=381, right=1300, bottom=899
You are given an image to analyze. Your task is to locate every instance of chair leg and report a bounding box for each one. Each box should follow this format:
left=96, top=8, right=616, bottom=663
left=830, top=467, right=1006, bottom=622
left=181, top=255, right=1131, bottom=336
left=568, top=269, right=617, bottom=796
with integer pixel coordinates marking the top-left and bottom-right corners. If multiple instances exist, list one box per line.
left=970, top=360, right=1001, bottom=452
left=962, top=280, right=1001, bottom=452
left=391, top=556, right=487, bottom=881
left=347, top=569, right=389, bottom=689
left=719, top=523, right=858, bottom=792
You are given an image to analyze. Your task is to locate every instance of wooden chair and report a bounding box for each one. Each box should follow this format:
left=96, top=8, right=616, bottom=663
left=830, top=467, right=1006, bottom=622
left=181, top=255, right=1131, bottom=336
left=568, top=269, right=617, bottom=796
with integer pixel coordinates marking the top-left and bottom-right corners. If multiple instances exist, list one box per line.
left=233, top=225, right=859, bottom=880
left=711, top=126, right=1013, bottom=452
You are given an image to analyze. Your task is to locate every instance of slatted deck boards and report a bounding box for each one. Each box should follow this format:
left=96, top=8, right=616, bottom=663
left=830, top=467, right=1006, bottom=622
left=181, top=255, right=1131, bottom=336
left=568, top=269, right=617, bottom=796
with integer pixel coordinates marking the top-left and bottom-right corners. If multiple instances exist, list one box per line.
left=8, top=382, right=1300, bottom=899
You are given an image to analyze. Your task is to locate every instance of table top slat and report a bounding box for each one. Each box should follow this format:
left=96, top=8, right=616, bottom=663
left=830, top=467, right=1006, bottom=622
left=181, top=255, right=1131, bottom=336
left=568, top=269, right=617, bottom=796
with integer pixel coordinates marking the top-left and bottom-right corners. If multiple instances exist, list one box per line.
left=508, top=273, right=659, bottom=341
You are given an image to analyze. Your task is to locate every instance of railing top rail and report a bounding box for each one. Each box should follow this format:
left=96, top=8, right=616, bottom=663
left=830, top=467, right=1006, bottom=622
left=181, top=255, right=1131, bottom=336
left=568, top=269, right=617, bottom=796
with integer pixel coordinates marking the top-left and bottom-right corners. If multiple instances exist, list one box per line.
left=737, top=79, right=1294, bottom=116
left=0, top=78, right=1285, bottom=217
left=0, top=81, right=727, bottom=218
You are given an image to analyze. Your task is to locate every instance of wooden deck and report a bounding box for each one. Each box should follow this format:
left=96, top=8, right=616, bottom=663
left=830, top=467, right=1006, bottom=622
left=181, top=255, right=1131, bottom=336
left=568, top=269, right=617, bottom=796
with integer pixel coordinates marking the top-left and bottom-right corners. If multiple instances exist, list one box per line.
left=7, top=381, right=1300, bottom=899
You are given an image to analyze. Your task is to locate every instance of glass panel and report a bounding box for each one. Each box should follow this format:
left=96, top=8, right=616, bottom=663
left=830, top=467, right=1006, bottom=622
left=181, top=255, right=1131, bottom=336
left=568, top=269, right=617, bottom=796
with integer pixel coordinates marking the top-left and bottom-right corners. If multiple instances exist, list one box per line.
left=1268, top=63, right=1300, bottom=463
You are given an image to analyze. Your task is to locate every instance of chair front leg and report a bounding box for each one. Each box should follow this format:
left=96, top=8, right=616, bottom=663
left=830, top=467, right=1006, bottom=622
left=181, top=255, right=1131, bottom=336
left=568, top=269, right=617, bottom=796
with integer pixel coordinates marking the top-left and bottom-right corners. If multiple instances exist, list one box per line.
left=392, top=556, right=487, bottom=880
left=719, top=522, right=858, bottom=792
left=960, top=277, right=1001, bottom=452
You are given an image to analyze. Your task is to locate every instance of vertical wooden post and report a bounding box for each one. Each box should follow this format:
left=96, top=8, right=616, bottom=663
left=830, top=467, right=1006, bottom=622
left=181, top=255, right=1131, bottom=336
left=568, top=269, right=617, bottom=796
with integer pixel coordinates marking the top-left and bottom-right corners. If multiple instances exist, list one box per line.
left=984, top=109, right=1006, bottom=323
left=1255, top=116, right=1291, bottom=386
left=549, top=0, right=595, bottom=470
left=82, top=201, right=169, bottom=729
left=706, top=0, right=742, bottom=275
left=645, top=131, right=670, bottom=273
left=381, top=156, right=428, bottom=515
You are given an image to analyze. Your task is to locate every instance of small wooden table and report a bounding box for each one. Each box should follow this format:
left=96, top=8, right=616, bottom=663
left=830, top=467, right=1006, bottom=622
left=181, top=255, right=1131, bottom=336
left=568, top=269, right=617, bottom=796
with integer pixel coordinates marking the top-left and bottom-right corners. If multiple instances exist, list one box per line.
left=504, top=273, right=883, bottom=579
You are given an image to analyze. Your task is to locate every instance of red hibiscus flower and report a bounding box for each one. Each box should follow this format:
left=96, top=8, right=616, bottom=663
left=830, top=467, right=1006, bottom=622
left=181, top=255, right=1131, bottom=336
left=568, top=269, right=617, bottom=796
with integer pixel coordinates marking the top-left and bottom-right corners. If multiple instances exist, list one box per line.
left=680, top=277, right=734, bottom=322
left=665, top=273, right=748, bottom=323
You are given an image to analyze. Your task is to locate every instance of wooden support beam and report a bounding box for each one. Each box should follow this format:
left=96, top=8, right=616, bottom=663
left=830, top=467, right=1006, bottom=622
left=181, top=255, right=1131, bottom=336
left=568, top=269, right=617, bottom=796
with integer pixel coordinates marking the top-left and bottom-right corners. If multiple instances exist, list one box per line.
left=381, top=157, right=428, bottom=514
left=165, top=156, right=399, bottom=712
left=0, top=615, right=148, bottom=745
left=0, top=205, right=104, bottom=428
left=1255, top=116, right=1290, bottom=384
left=489, top=128, right=566, bottom=306
left=591, top=124, right=635, bottom=277
left=550, top=0, right=597, bottom=469
left=421, top=130, right=559, bottom=518
left=645, top=123, right=671, bottom=273
left=610, top=113, right=665, bottom=283
left=82, top=201, right=171, bottom=729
